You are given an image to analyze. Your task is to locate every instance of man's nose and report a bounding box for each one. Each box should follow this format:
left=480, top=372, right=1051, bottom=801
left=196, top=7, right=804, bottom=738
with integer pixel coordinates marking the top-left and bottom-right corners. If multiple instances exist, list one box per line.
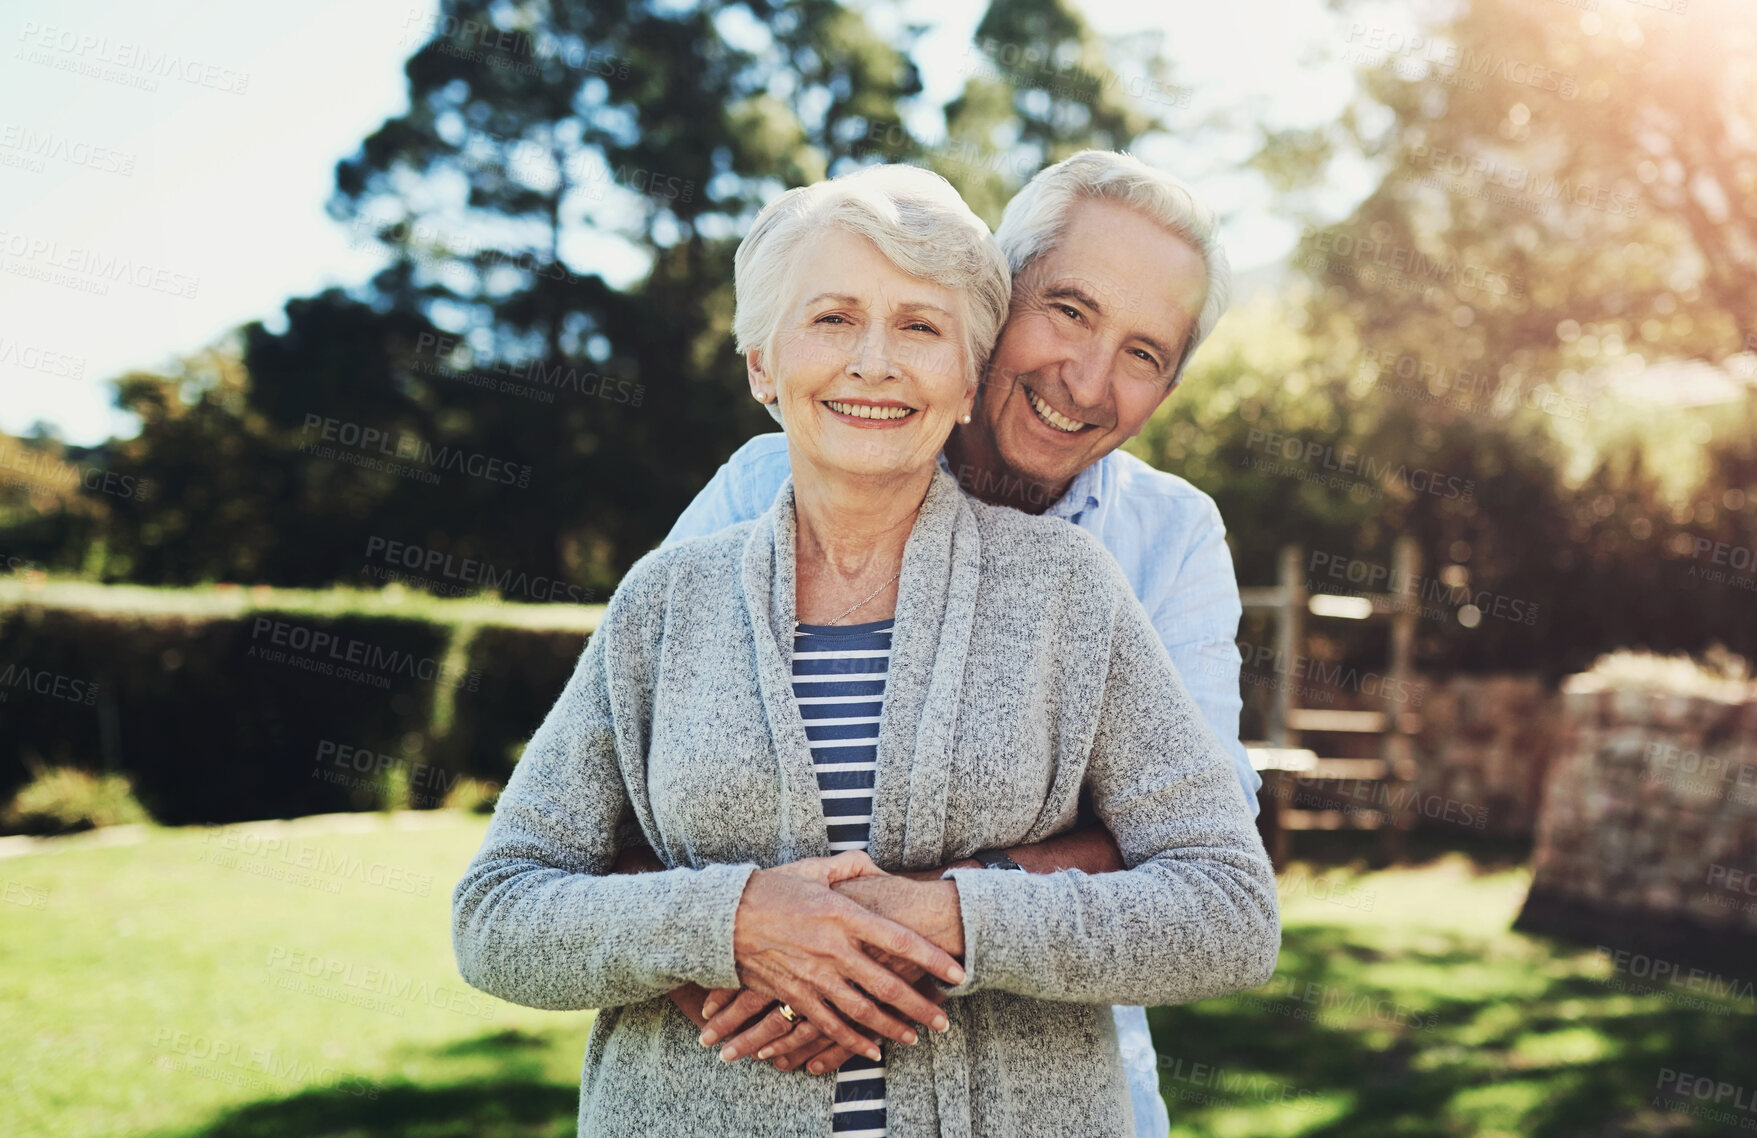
left=1060, top=341, right=1111, bottom=408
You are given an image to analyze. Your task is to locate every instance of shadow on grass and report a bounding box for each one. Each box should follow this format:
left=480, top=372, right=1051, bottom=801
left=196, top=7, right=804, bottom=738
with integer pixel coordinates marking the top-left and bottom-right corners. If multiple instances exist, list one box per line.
left=1274, top=828, right=1537, bottom=874
left=1150, top=922, right=1757, bottom=1137
left=154, top=1030, right=579, bottom=1138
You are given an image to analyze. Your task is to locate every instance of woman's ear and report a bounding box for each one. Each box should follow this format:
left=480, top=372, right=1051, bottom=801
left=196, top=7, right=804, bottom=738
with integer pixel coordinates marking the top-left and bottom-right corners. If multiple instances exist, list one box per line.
left=747, top=349, right=775, bottom=405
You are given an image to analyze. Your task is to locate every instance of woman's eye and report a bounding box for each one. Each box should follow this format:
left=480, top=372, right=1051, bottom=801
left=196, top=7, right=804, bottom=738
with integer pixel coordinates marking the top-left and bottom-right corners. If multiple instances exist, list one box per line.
left=814, top=314, right=849, bottom=325
left=906, top=322, right=940, bottom=335
left=1054, top=304, right=1081, bottom=321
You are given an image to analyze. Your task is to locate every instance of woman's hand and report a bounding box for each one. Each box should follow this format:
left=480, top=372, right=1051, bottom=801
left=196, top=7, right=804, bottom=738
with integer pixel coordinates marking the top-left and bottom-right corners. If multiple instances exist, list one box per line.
left=706, top=851, right=965, bottom=1061
left=708, top=873, right=965, bottom=1068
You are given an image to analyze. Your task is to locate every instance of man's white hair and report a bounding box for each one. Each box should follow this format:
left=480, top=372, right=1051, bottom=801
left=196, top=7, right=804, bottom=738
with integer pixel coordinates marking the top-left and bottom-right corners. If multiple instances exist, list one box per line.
left=995, top=149, right=1231, bottom=384
left=733, top=164, right=1010, bottom=425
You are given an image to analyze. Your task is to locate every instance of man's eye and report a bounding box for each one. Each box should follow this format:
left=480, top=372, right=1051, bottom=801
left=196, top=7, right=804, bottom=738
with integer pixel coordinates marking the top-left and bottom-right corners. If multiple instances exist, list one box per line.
left=1132, top=349, right=1160, bottom=367
left=1054, top=304, right=1082, bottom=321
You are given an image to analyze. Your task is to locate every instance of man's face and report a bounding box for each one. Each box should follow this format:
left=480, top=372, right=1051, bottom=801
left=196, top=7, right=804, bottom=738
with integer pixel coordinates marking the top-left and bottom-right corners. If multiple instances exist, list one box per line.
left=976, top=198, right=1209, bottom=493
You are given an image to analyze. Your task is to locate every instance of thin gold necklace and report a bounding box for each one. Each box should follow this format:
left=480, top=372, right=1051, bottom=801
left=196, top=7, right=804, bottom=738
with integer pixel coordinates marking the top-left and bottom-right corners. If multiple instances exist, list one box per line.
left=821, top=568, right=902, bottom=626
left=807, top=482, right=929, bottom=626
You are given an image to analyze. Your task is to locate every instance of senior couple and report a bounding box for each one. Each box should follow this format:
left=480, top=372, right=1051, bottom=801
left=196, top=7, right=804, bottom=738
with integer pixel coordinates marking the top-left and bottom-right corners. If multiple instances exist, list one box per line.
left=452, top=150, right=1278, bottom=1137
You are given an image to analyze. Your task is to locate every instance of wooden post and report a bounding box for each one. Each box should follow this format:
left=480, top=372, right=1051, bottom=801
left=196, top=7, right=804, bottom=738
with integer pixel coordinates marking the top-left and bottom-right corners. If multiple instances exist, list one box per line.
left=1266, top=545, right=1304, bottom=868
left=1383, top=536, right=1420, bottom=860
left=1271, top=545, right=1304, bottom=749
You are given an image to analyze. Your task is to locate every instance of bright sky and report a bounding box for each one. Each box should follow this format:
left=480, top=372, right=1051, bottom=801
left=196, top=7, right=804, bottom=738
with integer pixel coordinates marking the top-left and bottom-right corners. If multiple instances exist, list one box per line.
left=0, top=0, right=1361, bottom=445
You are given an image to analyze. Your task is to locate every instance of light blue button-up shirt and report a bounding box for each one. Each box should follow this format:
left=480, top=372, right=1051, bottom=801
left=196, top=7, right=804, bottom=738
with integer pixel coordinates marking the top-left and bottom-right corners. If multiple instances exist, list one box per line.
left=663, top=431, right=1261, bottom=1138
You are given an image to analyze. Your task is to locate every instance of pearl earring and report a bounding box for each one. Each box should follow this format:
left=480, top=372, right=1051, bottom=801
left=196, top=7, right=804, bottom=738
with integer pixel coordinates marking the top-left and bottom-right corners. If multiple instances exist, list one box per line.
left=959, top=413, right=972, bottom=424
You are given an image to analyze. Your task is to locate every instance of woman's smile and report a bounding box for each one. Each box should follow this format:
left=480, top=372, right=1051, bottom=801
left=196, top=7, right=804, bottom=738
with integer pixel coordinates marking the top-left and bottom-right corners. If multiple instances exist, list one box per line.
left=822, top=398, right=920, bottom=427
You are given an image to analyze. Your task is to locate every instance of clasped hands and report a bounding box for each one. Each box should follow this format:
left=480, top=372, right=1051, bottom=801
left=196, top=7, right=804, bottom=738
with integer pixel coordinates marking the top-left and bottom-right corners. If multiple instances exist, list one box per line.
left=614, top=846, right=965, bottom=1076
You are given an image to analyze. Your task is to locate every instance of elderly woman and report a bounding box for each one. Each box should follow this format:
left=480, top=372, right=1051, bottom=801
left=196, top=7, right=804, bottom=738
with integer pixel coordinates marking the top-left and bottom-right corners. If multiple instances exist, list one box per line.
left=451, top=164, right=1280, bottom=1137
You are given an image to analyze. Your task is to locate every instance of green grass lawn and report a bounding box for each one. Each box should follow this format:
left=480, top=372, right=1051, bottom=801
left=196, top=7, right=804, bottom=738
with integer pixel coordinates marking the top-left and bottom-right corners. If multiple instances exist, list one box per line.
left=3, top=815, right=1752, bottom=1138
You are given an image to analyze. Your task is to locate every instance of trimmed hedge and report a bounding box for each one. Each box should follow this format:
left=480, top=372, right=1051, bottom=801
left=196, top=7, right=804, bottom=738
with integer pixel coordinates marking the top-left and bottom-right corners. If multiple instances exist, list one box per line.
left=0, top=587, right=598, bottom=828
left=428, top=625, right=586, bottom=789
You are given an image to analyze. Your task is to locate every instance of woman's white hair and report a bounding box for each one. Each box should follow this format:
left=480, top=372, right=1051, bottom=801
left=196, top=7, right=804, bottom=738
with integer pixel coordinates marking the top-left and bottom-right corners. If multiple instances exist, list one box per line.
left=733, top=164, right=1010, bottom=425
left=994, top=149, right=1231, bottom=385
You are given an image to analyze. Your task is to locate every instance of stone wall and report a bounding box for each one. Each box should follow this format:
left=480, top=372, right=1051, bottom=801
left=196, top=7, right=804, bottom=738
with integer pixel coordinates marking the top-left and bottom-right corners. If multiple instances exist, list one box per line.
left=1410, top=675, right=1561, bottom=836
left=1516, top=675, right=1757, bottom=954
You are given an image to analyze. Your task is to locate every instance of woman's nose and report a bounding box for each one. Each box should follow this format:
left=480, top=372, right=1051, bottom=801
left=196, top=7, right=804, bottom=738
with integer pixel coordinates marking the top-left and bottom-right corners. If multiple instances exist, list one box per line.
left=846, top=329, right=898, bottom=381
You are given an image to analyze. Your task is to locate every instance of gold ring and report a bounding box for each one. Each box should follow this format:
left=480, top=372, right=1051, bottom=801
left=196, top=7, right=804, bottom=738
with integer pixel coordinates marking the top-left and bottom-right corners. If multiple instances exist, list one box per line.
left=776, top=1003, right=800, bottom=1024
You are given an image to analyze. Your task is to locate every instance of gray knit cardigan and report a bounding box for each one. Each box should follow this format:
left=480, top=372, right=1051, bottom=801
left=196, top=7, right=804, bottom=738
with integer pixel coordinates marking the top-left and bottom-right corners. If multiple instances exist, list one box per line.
left=452, top=464, right=1280, bottom=1137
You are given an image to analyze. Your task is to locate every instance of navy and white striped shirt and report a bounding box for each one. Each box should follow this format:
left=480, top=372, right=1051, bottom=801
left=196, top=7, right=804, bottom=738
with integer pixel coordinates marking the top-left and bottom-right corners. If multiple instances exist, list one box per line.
left=792, top=616, right=892, bottom=1138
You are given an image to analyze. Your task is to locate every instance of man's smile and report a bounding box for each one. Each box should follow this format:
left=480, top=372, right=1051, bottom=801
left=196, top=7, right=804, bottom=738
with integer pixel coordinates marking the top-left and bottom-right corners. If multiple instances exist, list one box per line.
left=1022, top=384, right=1094, bottom=434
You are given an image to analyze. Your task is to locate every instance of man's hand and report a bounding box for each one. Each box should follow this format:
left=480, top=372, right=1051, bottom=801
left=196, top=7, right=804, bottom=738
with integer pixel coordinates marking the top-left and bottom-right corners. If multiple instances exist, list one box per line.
left=614, top=825, right=1123, bottom=1072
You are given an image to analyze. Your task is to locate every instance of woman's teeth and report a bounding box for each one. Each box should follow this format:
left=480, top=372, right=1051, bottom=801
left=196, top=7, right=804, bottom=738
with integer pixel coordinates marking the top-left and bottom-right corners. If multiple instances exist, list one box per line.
left=826, top=400, right=915, bottom=420
left=1027, top=389, right=1085, bottom=433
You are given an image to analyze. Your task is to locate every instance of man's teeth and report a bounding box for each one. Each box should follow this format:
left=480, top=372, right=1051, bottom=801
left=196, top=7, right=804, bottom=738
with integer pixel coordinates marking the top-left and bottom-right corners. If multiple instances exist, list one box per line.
left=826, top=400, right=915, bottom=420
left=1028, top=390, right=1086, bottom=433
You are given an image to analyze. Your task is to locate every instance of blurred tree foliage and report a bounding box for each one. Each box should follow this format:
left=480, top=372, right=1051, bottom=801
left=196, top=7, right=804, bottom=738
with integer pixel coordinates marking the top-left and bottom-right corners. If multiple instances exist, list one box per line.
left=1133, top=0, right=1757, bottom=674
left=5, top=0, right=1752, bottom=678
left=3, top=0, right=1182, bottom=598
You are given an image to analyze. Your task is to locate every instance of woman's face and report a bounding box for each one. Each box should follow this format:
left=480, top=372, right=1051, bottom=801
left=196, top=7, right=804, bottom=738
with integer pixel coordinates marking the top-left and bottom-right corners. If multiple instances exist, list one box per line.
left=752, top=227, right=973, bottom=486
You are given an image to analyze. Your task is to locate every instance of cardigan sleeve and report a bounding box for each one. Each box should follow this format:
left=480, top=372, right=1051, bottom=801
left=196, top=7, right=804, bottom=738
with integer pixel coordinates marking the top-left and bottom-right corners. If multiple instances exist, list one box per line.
left=451, top=604, right=758, bottom=1011
left=943, top=583, right=1281, bottom=1006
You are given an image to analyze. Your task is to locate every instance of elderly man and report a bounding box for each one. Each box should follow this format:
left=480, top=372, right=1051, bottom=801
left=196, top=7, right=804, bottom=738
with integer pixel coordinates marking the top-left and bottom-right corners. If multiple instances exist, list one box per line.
left=646, top=149, right=1262, bottom=1138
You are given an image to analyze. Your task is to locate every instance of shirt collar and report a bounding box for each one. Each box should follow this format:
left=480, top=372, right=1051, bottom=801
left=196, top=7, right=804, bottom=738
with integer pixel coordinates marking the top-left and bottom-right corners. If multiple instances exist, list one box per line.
left=935, top=449, right=1109, bottom=522
left=1046, top=454, right=1107, bottom=522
